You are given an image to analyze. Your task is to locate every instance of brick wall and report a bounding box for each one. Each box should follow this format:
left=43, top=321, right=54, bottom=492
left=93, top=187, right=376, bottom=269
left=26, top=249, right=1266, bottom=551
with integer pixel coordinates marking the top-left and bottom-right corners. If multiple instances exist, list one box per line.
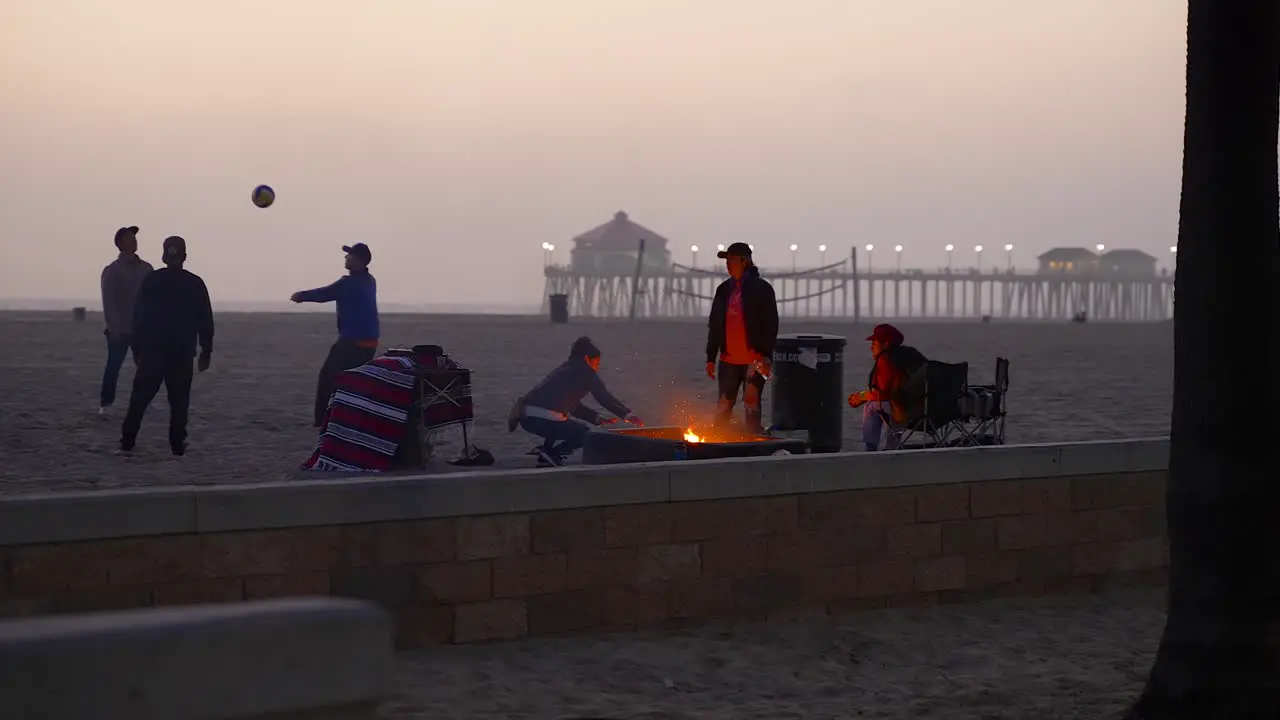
left=0, top=472, right=1167, bottom=647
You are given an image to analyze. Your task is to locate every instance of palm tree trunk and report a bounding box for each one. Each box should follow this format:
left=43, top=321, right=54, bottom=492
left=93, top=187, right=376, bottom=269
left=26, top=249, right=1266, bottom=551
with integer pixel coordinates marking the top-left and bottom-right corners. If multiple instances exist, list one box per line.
left=1128, top=0, right=1280, bottom=717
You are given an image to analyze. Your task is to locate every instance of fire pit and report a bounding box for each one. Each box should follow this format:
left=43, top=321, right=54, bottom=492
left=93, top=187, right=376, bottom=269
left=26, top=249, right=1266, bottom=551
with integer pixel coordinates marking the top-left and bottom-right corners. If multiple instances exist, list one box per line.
left=581, top=426, right=808, bottom=465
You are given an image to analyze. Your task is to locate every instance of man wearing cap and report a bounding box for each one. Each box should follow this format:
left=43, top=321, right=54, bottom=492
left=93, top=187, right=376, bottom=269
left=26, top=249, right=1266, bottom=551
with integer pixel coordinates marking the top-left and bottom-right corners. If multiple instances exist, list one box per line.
left=705, top=242, right=779, bottom=433
left=98, top=226, right=153, bottom=415
left=290, top=243, right=380, bottom=427
left=848, top=323, right=927, bottom=451
left=120, top=236, right=215, bottom=455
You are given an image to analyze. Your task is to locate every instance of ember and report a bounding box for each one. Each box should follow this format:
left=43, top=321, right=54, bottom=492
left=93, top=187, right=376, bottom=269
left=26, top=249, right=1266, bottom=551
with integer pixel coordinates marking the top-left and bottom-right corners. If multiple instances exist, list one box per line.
left=683, top=428, right=704, bottom=443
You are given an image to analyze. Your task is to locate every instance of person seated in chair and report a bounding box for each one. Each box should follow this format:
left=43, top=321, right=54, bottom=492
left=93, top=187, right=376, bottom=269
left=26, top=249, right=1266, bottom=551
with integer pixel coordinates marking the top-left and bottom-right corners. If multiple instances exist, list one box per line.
left=847, top=324, right=927, bottom=451
left=513, top=336, right=643, bottom=467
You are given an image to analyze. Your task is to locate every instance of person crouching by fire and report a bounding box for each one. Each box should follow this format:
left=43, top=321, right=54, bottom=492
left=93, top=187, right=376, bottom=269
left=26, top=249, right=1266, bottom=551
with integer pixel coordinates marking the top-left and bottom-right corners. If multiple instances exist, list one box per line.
left=705, top=242, right=779, bottom=434
left=510, top=336, right=644, bottom=467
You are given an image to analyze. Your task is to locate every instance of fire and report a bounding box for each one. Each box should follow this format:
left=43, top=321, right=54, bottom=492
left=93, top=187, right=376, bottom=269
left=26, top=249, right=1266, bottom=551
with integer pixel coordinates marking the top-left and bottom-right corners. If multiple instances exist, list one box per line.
left=683, top=428, right=704, bottom=443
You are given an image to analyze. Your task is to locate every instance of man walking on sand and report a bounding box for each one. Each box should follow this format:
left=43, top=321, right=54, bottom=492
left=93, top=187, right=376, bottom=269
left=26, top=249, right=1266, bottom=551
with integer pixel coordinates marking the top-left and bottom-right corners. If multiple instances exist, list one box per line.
left=99, top=226, right=153, bottom=415
left=290, top=243, right=380, bottom=427
left=120, top=236, right=214, bottom=456
left=705, top=242, right=779, bottom=434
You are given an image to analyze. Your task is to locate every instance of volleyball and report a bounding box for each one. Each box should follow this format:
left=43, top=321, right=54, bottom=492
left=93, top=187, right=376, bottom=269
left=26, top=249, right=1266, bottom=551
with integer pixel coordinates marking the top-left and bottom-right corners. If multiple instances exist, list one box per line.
left=251, top=185, right=275, bottom=208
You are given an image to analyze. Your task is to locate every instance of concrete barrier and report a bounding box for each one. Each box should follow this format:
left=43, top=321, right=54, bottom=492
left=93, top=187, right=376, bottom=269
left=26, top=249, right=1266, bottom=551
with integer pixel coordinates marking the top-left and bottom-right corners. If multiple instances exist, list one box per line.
left=0, top=597, right=393, bottom=720
left=0, top=439, right=1170, bottom=646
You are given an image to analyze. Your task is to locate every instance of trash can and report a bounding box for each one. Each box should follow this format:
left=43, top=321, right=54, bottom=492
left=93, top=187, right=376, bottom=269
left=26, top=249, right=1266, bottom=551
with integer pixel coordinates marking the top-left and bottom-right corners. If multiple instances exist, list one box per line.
left=549, top=294, right=569, bottom=324
left=71, top=307, right=87, bottom=322
left=770, top=333, right=846, bottom=453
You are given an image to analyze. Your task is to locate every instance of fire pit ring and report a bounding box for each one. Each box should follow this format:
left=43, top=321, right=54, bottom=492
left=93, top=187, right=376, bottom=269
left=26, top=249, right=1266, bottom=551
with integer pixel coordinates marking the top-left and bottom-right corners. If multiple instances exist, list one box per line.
left=582, top=426, right=808, bottom=465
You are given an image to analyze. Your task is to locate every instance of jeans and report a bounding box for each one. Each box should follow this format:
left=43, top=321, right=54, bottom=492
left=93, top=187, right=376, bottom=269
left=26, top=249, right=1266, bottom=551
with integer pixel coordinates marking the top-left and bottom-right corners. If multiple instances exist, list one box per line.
left=100, top=334, right=137, bottom=407
left=861, top=401, right=901, bottom=451
left=315, top=339, right=377, bottom=427
left=120, top=347, right=194, bottom=451
left=715, top=361, right=766, bottom=433
left=520, top=416, right=590, bottom=459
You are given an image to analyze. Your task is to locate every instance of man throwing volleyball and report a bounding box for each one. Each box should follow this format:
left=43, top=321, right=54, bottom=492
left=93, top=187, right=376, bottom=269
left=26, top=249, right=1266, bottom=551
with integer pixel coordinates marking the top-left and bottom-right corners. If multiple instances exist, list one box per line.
left=290, top=243, right=380, bottom=427
left=705, top=242, right=779, bottom=434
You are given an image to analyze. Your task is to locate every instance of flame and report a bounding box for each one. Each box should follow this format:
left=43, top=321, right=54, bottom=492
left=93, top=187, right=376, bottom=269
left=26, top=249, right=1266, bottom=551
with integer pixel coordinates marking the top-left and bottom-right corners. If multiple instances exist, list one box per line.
left=683, top=428, right=703, bottom=443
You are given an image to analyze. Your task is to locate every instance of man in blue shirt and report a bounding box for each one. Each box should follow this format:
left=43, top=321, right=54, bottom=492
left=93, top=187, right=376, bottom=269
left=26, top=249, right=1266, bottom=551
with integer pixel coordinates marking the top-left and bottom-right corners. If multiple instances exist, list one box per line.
left=290, top=243, right=380, bottom=426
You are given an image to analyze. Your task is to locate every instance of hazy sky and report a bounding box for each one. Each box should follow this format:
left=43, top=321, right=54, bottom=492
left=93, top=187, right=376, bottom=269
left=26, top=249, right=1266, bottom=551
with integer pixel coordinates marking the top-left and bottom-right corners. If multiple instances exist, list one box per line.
left=1, top=0, right=1187, bottom=306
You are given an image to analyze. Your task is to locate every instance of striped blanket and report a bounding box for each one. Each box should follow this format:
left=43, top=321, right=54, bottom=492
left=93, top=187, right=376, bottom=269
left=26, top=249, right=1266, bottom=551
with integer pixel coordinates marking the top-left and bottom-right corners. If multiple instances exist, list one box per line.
left=302, top=354, right=470, bottom=472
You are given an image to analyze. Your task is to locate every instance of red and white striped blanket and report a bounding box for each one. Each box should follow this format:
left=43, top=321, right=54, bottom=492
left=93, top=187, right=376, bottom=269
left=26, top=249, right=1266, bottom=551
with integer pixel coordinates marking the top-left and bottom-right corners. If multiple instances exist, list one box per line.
left=301, top=353, right=472, bottom=472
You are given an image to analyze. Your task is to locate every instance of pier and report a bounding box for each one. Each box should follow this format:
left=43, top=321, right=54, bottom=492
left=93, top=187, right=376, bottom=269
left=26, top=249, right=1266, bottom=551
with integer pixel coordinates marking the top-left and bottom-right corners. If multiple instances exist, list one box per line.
left=540, top=211, right=1174, bottom=321
left=543, top=262, right=1174, bottom=321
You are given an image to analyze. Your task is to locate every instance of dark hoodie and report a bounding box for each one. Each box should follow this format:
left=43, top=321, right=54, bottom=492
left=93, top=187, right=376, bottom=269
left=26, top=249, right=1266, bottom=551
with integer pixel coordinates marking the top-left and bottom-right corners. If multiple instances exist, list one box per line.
left=523, top=357, right=631, bottom=425
left=705, top=265, right=779, bottom=364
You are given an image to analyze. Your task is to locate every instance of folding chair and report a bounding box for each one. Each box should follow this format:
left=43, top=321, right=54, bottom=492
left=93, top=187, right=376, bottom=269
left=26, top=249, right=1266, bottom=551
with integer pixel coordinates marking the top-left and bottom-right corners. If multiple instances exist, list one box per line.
left=412, top=367, right=474, bottom=465
left=958, top=357, right=1009, bottom=446
left=885, top=361, right=969, bottom=450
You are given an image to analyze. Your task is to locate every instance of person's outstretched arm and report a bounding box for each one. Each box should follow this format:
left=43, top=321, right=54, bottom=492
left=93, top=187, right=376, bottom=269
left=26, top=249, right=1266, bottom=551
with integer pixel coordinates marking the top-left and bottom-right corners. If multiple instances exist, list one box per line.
left=588, top=373, right=633, bottom=420
left=292, top=276, right=349, bottom=304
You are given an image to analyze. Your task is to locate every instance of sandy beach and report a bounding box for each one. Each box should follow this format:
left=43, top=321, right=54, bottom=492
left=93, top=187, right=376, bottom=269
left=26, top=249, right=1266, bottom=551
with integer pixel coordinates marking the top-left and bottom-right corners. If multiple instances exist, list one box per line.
left=385, top=588, right=1164, bottom=719
left=0, top=311, right=1172, bottom=495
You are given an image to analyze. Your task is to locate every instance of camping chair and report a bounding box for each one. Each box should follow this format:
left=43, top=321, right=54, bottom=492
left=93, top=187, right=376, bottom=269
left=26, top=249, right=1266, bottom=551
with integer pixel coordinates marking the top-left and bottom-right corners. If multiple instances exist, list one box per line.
left=885, top=361, right=969, bottom=450
left=957, top=357, right=1009, bottom=446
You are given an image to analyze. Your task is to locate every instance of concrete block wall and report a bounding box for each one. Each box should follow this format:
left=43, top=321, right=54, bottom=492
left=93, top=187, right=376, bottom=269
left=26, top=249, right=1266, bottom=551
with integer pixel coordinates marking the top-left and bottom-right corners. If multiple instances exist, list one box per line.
left=0, top=439, right=1169, bottom=647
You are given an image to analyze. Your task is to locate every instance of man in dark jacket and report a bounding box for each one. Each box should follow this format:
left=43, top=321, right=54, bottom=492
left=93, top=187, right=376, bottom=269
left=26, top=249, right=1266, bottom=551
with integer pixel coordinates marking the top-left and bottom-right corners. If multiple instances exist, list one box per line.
left=515, top=336, right=643, bottom=467
left=848, top=323, right=928, bottom=451
left=119, top=236, right=214, bottom=455
left=705, top=242, right=779, bottom=433
left=291, top=243, right=380, bottom=427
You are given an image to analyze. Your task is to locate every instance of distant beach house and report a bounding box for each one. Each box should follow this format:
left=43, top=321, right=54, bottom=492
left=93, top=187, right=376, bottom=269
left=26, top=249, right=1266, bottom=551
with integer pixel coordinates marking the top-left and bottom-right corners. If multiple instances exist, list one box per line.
left=569, top=211, right=673, bottom=275
left=1099, top=249, right=1158, bottom=277
left=1037, top=247, right=1099, bottom=274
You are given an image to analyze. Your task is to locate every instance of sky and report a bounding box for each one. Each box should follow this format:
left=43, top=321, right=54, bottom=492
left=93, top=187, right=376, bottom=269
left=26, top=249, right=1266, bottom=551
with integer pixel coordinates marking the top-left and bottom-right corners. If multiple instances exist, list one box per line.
left=0, top=0, right=1188, bottom=308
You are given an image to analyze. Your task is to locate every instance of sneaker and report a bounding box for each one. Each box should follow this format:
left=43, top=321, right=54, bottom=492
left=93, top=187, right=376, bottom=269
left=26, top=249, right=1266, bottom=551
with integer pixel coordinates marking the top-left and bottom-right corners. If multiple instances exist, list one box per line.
left=535, top=450, right=562, bottom=468
left=114, top=444, right=133, bottom=456
left=171, top=444, right=186, bottom=457
left=97, top=405, right=111, bottom=417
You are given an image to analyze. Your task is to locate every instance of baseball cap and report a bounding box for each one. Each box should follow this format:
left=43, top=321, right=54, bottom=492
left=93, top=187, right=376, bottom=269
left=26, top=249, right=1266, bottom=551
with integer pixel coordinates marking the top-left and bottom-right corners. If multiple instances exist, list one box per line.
left=342, top=243, right=372, bottom=264
left=716, top=242, right=752, bottom=259
left=162, top=235, right=186, bottom=259
left=113, top=226, right=139, bottom=247
left=866, top=323, right=905, bottom=347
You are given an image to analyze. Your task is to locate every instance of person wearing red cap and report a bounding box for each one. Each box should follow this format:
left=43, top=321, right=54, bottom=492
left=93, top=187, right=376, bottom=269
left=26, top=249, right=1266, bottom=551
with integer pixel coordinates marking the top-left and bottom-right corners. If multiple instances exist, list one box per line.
left=705, top=242, right=779, bottom=433
left=848, top=323, right=927, bottom=451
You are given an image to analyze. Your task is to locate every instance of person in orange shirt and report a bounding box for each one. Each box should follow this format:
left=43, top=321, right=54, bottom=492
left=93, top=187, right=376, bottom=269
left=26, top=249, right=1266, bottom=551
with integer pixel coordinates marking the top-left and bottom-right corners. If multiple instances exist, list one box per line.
left=848, top=323, right=927, bottom=450
left=704, top=242, right=779, bottom=433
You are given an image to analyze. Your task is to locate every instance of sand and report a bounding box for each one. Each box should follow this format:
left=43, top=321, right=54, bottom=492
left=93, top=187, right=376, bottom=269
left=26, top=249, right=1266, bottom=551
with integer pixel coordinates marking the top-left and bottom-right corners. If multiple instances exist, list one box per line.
left=0, top=311, right=1172, bottom=495
left=384, top=588, right=1165, bottom=719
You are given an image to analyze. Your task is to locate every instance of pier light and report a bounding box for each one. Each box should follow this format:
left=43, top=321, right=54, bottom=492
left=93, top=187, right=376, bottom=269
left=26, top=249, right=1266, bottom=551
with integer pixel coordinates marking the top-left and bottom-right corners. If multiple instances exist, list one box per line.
left=1169, top=245, right=1177, bottom=254
left=717, top=244, right=726, bottom=252
left=690, top=245, right=699, bottom=268
left=819, top=244, right=827, bottom=252
left=864, top=244, right=875, bottom=272
left=865, top=244, right=874, bottom=252
left=974, top=245, right=983, bottom=252
left=1096, top=243, right=1106, bottom=252
left=546, top=244, right=555, bottom=251
left=1004, top=243, right=1013, bottom=252
left=945, top=244, right=954, bottom=252
left=541, top=242, right=550, bottom=250
left=691, top=245, right=698, bottom=252
left=1004, top=243, right=1014, bottom=270
left=945, top=244, right=954, bottom=271
left=789, top=244, right=798, bottom=270
left=790, top=244, right=798, bottom=251
left=894, top=244, right=903, bottom=271
left=975, top=245, right=984, bottom=272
